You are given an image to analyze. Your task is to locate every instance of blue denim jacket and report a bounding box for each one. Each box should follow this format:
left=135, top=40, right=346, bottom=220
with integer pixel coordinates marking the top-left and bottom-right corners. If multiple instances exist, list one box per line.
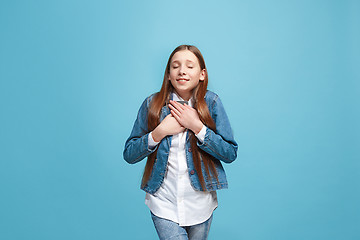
left=123, top=90, right=238, bottom=194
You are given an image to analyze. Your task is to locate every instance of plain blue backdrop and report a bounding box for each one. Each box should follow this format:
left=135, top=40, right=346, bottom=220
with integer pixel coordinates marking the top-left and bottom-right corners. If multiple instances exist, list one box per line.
left=1, top=0, right=359, bottom=239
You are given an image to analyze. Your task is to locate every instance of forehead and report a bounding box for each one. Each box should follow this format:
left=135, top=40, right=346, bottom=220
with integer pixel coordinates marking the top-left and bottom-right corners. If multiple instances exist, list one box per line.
left=171, top=50, right=199, bottom=64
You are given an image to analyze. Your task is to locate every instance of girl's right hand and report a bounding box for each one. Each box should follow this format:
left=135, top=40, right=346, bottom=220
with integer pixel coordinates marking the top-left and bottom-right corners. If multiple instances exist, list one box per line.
left=151, top=114, right=185, bottom=142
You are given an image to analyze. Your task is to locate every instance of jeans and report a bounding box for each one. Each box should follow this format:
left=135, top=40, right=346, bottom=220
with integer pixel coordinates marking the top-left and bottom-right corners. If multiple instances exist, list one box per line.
left=150, top=211, right=213, bottom=240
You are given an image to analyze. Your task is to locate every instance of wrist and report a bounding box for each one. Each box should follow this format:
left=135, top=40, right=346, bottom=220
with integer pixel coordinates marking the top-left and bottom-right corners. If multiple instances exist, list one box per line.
left=152, top=126, right=166, bottom=142
left=191, top=121, right=204, bottom=135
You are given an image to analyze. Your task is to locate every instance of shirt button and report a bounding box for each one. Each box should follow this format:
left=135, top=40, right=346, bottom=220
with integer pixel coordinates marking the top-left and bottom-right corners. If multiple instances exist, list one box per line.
left=188, top=148, right=192, bottom=152
left=190, top=170, right=195, bottom=175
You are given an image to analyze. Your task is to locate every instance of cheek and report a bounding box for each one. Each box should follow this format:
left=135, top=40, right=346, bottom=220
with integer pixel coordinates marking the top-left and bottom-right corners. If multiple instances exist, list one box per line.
left=168, top=72, right=174, bottom=80
left=169, top=70, right=177, bottom=79
left=190, top=71, right=201, bottom=79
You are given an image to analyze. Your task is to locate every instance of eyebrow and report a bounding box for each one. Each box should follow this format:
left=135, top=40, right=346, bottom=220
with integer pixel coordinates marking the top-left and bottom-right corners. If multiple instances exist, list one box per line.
left=171, top=60, right=195, bottom=64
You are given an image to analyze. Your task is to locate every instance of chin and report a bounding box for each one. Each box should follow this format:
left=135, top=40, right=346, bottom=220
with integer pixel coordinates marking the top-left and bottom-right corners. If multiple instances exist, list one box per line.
left=175, top=87, right=190, bottom=92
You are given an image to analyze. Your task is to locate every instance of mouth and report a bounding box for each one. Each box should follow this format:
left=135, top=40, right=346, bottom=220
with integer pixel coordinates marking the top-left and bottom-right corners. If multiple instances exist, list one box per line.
left=176, top=78, right=189, bottom=82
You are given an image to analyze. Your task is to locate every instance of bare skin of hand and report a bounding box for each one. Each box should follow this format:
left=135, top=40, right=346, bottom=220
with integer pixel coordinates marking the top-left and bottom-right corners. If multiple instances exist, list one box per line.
left=169, top=100, right=204, bottom=134
left=151, top=114, right=185, bottom=142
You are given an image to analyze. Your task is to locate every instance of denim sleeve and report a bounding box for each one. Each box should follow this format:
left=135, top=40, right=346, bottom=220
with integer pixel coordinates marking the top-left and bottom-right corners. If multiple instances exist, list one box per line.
left=197, top=95, right=238, bottom=163
left=123, top=96, right=158, bottom=164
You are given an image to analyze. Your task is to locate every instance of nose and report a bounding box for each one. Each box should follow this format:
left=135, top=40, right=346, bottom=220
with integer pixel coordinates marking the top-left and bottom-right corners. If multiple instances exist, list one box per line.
left=179, top=66, right=186, bottom=75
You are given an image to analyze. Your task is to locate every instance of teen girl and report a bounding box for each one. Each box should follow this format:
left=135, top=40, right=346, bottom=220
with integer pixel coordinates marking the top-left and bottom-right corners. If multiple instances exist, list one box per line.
left=123, top=45, right=238, bottom=240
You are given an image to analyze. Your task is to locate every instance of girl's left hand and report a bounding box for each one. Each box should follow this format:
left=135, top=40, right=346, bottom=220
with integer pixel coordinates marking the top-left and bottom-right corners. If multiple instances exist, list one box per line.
left=169, top=100, right=204, bottom=134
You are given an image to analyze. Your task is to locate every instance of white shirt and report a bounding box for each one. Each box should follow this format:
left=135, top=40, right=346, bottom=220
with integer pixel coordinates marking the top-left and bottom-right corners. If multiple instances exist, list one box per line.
left=145, top=92, right=218, bottom=226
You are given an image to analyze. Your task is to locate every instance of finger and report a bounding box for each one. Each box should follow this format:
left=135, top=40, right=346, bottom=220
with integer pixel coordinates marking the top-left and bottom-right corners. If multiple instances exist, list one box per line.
left=170, top=100, right=185, bottom=111
left=184, top=103, right=193, bottom=109
left=170, top=109, right=181, bottom=120
left=181, top=105, right=194, bottom=115
left=182, top=103, right=194, bottom=112
left=171, top=110, right=183, bottom=125
left=169, top=104, right=182, bottom=116
left=185, top=104, right=195, bottom=110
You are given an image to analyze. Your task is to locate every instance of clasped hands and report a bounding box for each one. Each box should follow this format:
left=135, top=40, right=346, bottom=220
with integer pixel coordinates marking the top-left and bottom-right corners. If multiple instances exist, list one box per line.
left=151, top=100, right=204, bottom=142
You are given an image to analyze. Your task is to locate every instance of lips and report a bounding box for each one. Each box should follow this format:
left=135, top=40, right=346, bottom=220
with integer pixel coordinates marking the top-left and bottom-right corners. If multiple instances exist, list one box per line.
left=177, top=78, right=189, bottom=81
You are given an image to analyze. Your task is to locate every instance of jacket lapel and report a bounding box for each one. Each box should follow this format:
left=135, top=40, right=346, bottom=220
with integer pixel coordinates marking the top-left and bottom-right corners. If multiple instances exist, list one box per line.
left=160, top=104, right=172, bottom=149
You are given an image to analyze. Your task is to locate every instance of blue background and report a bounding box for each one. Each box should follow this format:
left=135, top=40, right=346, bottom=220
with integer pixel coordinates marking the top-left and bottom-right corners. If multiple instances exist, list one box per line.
left=1, top=0, right=359, bottom=239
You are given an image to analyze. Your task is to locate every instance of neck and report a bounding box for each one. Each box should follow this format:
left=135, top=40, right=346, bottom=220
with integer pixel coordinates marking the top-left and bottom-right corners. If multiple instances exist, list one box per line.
left=174, top=90, right=192, bottom=101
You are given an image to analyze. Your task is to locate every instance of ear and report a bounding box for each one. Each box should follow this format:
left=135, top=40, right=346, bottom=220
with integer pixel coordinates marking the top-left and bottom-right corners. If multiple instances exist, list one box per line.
left=199, top=69, right=206, bottom=81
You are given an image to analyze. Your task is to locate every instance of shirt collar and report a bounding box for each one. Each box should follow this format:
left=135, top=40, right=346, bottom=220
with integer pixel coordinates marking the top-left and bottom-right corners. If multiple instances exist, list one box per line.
left=171, top=92, right=194, bottom=107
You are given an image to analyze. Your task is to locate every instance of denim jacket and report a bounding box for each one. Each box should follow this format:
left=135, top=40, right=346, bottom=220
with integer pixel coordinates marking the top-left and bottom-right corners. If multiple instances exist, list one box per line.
left=123, top=90, right=238, bottom=194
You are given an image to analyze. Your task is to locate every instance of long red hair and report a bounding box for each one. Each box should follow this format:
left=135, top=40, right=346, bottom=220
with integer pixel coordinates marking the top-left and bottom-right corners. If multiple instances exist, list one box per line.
left=142, top=45, right=218, bottom=191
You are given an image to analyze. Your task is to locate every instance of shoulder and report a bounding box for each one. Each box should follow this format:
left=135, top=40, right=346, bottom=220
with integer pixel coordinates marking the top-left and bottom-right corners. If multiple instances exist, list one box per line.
left=136, top=92, right=158, bottom=113
left=205, top=90, right=219, bottom=100
left=141, top=92, right=158, bottom=106
left=204, top=90, right=221, bottom=109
